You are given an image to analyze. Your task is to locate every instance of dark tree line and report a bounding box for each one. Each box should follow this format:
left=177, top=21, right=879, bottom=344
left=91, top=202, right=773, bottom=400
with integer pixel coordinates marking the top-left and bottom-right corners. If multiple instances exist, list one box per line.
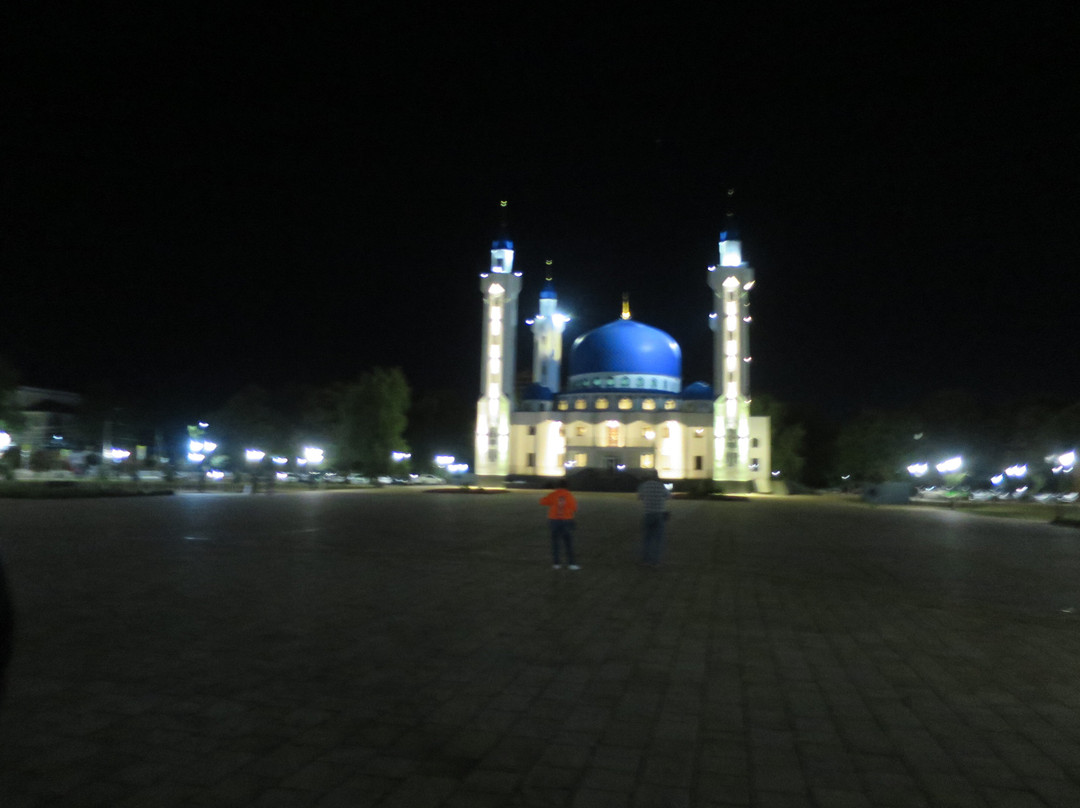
left=763, top=388, right=1080, bottom=491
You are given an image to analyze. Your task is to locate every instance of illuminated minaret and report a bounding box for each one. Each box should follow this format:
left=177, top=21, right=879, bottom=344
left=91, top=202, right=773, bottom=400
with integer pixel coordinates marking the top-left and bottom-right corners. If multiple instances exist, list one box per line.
left=708, top=190, right=755, bottom=484
left=528, top=261, right=567, bottom=393
left=476, top=202, right=522, bottom=478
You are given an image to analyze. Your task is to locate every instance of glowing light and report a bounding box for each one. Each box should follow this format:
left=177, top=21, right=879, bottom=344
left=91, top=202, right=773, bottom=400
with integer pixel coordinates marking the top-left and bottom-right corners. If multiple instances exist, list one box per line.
left=722, top=276, right=740, bottom=289
left=105, top=448, right=130, bottom=461
left=447, top=463, right=469, bottom=473
left=489, top=283, right=504, bottom=296
left=771, top=470, right=781, bottom=477
left=391, top=451, right=411, bottom=462
left=907, top=463, right=928, bottom=477
left=276, top=471, right=289, bottom=481
left=0, top=431, right=10, bottom=450
left=743, top=280, right=755, bottom=291
left=272, top=456, right=288, bottom=465
left=198, top=422, right=208, bottom=429
left=554, top=313, right=571, bottom=326
left=303, top=447, right=324, bottom=465
left=991, top=474, right=1004, bottom=485
left=205, top=470, right=225, bottom=480
left=1005, top=464, right=1027, bottom=478
left=707, top=265, right=716, bottom=272
left=644, top=429, right=656, bottom=440
left=936, top=456, right=963, bottom=473
left=616, top=464, right=626, bottom=471
left=187, top=452, right=205, bottom=463
left=1060, top=451, right=1076, bottom=468
left=435, top=455, right=455, bottom=467
left=245, top=449, right=265, bottom=463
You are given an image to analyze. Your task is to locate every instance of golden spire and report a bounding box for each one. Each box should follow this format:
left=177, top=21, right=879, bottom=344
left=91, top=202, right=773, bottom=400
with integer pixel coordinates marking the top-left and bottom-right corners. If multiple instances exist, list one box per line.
left=621, top=292, right=631, bottom=320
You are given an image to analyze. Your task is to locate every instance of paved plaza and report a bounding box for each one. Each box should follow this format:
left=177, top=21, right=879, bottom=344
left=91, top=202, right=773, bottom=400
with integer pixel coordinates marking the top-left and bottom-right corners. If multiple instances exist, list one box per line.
left=3, top=489, right=1080, bottom=807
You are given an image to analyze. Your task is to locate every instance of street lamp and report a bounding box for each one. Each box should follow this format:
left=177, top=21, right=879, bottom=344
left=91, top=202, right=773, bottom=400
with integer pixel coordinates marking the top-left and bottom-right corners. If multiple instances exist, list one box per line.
left=245, top=449, right=265, bottom=494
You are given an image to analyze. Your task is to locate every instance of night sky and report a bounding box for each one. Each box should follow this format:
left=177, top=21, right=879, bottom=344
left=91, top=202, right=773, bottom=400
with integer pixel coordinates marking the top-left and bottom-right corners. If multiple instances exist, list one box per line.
left=3, top=6, right=1077, bottom=426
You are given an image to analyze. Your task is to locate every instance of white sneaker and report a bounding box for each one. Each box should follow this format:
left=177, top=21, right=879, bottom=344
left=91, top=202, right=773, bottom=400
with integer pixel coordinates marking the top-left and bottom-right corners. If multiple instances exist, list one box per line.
left=568, top=564, right=580, bottom=570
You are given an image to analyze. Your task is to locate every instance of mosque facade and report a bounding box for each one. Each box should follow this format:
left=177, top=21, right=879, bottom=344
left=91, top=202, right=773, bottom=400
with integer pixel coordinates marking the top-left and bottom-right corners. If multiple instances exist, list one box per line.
left=474, top=211, right=772, bottom=492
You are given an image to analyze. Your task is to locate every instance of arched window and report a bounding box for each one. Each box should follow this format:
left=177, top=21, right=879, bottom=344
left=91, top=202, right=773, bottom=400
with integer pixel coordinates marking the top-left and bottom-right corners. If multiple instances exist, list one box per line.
left=664, top=399, right=677, bottom=410
left=618, top=398, right=633, bottom=410
left=574, top=399, right=586, bottom=410
left=642, top=399, right=656, bottom=410
left=595, top=398, right=609, bottom=410
left=557, top=400, right=569, bottom=411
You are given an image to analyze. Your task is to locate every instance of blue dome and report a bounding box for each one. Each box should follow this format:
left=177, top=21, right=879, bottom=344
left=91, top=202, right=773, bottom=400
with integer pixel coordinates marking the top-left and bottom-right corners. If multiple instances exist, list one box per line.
left=522, top=382, right=554, bottom=401
left=492, top=238, right=514, bottom=250
left=539, top=278, right=557, bottom=299
left=570, top=320, right=681, bottom=378
left=682, top=381, right=714, bottom=400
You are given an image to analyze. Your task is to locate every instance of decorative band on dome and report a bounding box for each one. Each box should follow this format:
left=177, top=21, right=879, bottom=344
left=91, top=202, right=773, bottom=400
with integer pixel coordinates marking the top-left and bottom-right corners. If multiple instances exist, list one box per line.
left=568, top=373, right=681, bottom=394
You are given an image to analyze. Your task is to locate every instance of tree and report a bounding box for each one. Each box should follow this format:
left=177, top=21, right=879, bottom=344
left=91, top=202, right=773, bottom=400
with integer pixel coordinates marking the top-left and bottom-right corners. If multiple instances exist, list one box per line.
left=408, top=389, right=473, bottom=472
left=751, top=394, right=806, bottom=484
left=315, top=368, right=410, bottom=475
left=211, top=385, right=291, bottom=461
left=0, top=356, right=23, bottom=434
left=833, top=408, right=921, bottom=483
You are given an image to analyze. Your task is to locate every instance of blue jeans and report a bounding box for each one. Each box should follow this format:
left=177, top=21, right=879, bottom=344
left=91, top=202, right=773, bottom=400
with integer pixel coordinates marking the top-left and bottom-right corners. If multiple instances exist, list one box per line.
left=642, top=512, right=667, bottom=564
left=549, top=519, right=576, bottom=565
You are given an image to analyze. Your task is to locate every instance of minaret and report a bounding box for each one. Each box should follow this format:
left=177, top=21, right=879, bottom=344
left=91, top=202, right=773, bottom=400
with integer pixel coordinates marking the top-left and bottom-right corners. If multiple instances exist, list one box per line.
left=529, top=260, right=567, bottom=393
left=708, top=190, right=755, bottom=485
left=475, top=202, right=522, bottom=479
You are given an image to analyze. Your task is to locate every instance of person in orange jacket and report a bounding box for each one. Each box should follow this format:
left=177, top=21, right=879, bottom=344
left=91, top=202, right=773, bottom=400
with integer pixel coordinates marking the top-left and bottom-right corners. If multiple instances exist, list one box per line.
left=539, top=479, right=579, bottom=570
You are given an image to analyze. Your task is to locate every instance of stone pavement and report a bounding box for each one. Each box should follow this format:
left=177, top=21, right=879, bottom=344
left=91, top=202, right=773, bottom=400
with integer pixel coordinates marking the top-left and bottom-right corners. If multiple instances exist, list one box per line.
left=3, top=489, right=1080, bottom=807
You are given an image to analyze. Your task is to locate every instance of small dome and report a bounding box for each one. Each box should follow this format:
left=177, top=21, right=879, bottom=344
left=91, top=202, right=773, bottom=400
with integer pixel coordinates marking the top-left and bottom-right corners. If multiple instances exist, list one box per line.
left=570, top=319, right=681, bottom=378
left=539, top=278, right=557, bottom=299
left=681, top=381, right=714, bottom=400
left=522, top=382, right=554, bottom=401
left=492, top=238, right=514, bottom=250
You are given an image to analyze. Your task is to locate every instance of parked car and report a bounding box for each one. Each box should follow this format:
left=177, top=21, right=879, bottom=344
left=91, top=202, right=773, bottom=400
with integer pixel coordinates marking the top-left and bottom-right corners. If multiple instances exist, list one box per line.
left=411, top=473, right=445, bottom=485
left=346, top=474, right=370, bottom=485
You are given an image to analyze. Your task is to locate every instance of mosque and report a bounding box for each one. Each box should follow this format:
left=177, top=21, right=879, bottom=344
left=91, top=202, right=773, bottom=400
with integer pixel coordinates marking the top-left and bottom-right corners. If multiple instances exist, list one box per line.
left=474, top=205, right=772, bottom=492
